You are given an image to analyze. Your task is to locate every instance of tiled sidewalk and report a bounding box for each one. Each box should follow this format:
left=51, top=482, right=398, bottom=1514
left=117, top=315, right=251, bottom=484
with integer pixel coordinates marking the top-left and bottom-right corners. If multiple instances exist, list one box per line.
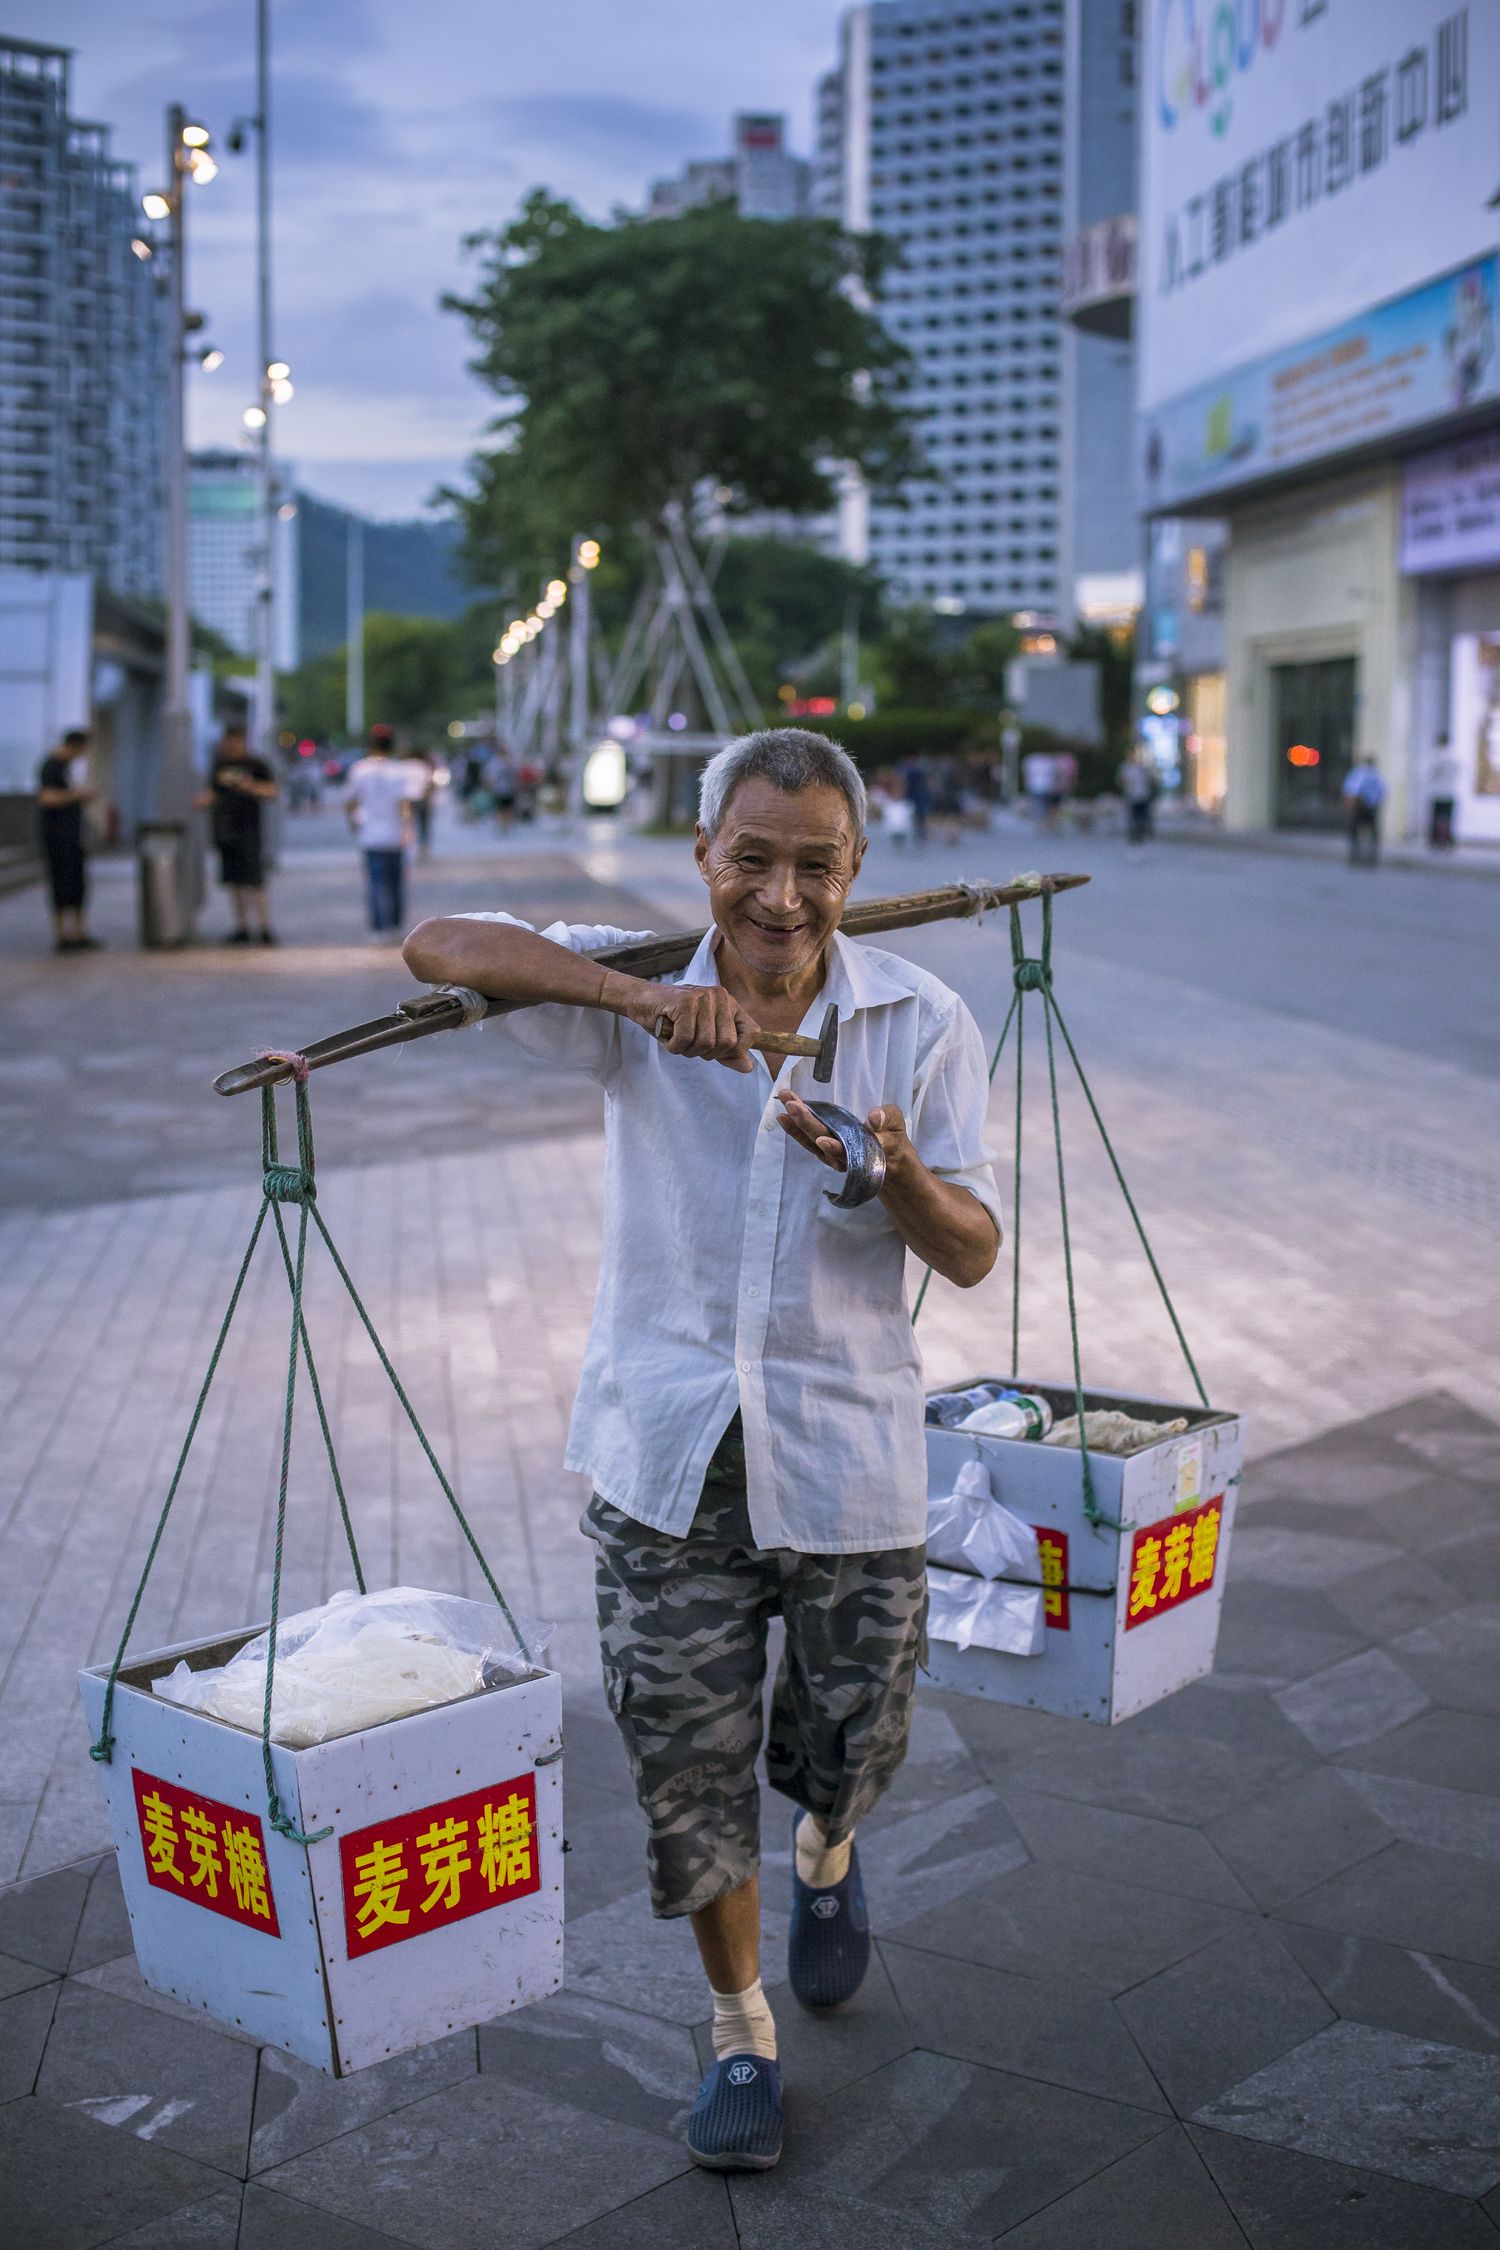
left=2, top=1393, right=1498, bottom=2245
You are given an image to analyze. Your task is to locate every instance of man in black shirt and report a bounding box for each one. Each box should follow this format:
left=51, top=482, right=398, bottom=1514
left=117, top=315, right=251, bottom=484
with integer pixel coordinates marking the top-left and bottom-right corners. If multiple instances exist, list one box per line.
left=36, top=728, right=100, bottom=953
left=198, top=723, right=279, bottom=944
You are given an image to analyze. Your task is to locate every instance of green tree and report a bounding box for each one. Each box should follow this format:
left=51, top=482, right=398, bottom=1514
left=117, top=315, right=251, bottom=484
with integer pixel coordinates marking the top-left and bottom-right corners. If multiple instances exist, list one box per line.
left=445, top=192, right=922, bottom=582
left=709, top=537, right=884, bottom=705
left=283, top=613, right=468, bottom=741
left=874, top=608, right=950, bottom=710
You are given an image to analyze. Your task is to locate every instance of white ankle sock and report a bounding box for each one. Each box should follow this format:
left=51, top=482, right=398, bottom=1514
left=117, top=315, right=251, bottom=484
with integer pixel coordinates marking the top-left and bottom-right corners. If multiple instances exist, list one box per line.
left=796, top=1813, right=853, bottom=1889
left=710, top=1976, right=777, bottom=2061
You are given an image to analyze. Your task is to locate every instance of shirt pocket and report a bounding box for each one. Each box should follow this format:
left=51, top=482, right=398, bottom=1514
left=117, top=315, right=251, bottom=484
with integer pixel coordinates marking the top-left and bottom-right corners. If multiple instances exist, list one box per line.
left=813, top=1190, right=898, bottom=1242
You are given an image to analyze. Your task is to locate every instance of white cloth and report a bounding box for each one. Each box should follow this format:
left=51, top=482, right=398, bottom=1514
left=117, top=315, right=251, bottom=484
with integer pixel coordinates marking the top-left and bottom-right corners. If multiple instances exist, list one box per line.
left=346, top=756, right=421, bottom=848
left=461, top=913, right=1002, bottom=1552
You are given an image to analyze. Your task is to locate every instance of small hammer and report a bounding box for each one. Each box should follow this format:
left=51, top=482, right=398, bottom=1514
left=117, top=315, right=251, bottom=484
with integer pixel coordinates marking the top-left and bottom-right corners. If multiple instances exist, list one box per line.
left=653, top=999, right=839, bottom=1083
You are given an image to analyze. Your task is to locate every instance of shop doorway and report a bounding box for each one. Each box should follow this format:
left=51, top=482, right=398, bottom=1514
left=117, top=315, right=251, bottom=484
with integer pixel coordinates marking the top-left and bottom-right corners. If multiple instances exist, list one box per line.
left=1273, top=657, right=1357, bottom=829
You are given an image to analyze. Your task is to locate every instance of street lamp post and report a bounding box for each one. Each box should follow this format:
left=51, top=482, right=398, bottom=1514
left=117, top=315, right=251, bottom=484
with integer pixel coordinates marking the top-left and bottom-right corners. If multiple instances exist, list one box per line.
left=148, top=104, right=216, bottom=942
left=161, top=105, right=192, bottom=829
left=252, top=0, right=277, bottom=768
left=345, top=513, right=365, bottom=743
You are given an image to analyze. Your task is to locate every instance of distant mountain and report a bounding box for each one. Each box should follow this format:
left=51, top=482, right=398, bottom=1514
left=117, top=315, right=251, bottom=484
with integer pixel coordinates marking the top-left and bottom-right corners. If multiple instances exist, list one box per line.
left=297, top=490, right=471, bottom=659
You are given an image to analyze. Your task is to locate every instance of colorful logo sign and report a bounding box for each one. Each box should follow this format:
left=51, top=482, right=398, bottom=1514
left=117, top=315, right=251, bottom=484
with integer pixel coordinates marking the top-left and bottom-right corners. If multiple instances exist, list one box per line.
left=1157, top=0, right=1289, bottom=137
left=131, top=1768, right=280, bottom=1937
left=340, top=1773, right=540, bottom=1960
left=1124, top=1497, right=1224, bottom=1629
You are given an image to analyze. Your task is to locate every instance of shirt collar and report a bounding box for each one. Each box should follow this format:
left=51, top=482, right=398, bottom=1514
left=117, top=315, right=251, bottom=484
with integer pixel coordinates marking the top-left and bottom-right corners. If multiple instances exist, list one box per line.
left=685, top=923, right=911, bottom=1022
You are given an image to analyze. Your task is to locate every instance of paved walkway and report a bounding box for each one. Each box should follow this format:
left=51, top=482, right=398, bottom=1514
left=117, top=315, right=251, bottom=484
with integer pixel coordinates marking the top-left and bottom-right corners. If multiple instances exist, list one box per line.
left=3, top=815, right=1498, bottom=2241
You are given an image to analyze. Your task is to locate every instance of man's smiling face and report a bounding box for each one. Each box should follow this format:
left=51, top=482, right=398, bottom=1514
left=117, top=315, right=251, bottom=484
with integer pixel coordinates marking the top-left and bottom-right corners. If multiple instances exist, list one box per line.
left=695, top=777, right=865, bottom=983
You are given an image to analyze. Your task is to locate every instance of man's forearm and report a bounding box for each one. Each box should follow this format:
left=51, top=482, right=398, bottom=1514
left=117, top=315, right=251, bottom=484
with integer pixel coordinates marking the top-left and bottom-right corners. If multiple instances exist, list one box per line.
left=403, top=916, right=636, bottom=1016
left=880, top=1157, right=1000, bottom=1289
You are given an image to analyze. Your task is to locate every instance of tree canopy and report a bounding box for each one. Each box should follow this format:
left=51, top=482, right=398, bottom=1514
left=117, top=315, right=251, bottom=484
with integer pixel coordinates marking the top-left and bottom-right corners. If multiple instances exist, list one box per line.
left=445, top=192, right=922, bottom=583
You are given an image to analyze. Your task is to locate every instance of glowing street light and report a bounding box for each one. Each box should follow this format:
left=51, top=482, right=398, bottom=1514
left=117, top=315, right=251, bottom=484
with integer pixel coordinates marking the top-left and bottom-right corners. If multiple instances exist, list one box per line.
left=546, top=578, right=568, bottom=602
left=181, top=122, right=211, bottom=148
left=142, top=190, right=172, bottom=221
left=577, top=539, right=601, bottom=569
left=267, top=360, right=290, bottom=381
left=187, top=150, right=218, bottom=184
left=270, top=377, right=294, bottom=404
left=242, top=404, right=267, bottom=430
left=130, top=236, right=154, bottom=261
left=199, top=347, right=225, bottom=372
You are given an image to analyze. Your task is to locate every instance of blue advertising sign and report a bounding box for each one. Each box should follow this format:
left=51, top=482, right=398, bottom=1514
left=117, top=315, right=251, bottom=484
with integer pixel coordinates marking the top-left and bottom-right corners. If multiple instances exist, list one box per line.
left=1141, top=256, right=1498, bottom=511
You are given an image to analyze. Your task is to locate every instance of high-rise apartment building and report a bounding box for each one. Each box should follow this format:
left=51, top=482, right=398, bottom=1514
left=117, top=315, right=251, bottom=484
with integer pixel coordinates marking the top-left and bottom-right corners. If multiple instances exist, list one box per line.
left=0, top=37, right=168, bottom=599
left=1059, top=0, right=1138, bottom=626
left=819, top=0, right=1134, bottom=623
left=647, top=114, right=810, bottom=222
left=189, top=450, right=299, bottom=671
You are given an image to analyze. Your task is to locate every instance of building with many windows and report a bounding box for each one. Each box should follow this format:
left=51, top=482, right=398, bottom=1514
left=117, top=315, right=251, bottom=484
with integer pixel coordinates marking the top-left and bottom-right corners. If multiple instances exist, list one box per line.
left=0, top=36, right=168, bottom=600
left=817, top=0, right=1078, bottom=617
left=189, top=450, right=299, bottom=671
left=647, top=114, right=810, bottom=222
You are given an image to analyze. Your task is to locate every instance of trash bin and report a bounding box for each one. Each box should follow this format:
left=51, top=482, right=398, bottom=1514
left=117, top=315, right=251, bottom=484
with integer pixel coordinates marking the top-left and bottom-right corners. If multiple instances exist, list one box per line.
left=79, top=1628, right=563, bottom=2075
left=137, top=821, right=190, bottom=948
left=921, top=1376, right=1244, bottom=1725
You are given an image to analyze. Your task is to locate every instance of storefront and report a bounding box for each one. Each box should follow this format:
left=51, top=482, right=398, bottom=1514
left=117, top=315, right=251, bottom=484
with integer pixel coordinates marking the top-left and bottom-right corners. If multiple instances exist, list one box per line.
left=1402, top=432, right=1500, bottom=844
left=1137, top=0, right=1500, bottom=841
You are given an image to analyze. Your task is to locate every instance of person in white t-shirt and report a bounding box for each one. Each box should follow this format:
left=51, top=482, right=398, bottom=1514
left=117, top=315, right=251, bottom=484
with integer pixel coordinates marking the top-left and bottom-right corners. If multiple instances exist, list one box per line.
left=344, top=724, right=420, bottom=938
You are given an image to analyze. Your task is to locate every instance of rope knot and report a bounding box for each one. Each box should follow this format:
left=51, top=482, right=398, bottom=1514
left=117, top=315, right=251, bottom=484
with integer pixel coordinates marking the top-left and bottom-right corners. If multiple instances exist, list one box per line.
left=258, top=1048, right=311, bottom=1085
left=1013, top=957, right=1050, bottom=993
left=264, top=1165, right=316, bottom=1204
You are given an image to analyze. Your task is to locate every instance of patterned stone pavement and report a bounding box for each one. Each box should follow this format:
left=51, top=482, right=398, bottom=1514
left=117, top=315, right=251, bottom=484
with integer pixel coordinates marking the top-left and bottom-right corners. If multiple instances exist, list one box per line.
left=2, top=1394, right=1498, bottom=2246
left=3, top=817, right=1498, bottom=2242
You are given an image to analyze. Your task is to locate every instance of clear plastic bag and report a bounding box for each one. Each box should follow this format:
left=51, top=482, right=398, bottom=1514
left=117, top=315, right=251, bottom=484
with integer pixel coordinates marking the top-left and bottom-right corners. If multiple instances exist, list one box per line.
left=925, top=1455, right=1043, bottom=1581
left=152, top=1585, right=551, bottom=1748
left=927, top=1566, right=1046, bottom=1655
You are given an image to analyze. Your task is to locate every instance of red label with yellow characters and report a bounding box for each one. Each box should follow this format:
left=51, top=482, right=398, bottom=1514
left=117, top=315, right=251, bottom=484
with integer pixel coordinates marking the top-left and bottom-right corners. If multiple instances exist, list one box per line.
left=131, top=1768, right=281, bottom=1937
left=340, top=1773, right=540, bottom=1960
left=1123, top=1496, right=1224, bottom=1630
left=1035, top=1526, right=1070, bottom=1630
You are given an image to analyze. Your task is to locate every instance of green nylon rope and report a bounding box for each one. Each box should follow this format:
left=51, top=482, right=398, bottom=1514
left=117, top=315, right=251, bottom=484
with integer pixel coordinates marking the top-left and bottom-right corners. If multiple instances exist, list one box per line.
left=91, top=1075, right=529, bottom=1847
left=911, top=891, right=1207, bottom=1534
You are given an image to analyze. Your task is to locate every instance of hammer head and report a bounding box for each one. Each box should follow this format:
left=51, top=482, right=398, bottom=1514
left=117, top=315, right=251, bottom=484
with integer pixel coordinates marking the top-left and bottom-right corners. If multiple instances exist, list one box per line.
left=812, top=1002, right=838, bottom=1085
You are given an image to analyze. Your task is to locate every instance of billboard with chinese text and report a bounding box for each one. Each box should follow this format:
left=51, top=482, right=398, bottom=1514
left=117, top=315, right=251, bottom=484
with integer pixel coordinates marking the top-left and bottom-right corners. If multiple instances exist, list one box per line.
left=1139, top=0, right=1500, bottom=446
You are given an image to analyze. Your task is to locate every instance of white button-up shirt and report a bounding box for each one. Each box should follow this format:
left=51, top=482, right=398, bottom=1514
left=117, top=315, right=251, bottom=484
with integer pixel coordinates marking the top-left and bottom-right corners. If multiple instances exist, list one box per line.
left=464, top=914, right=1001, bottom=1554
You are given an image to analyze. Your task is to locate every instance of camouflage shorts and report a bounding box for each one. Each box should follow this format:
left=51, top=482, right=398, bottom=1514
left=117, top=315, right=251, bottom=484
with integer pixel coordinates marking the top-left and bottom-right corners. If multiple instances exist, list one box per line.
left=583, top=1416, right=927, bottom=1919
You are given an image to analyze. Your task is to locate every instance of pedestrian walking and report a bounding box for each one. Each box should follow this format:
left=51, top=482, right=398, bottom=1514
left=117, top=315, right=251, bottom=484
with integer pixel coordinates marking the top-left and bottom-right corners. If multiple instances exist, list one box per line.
left=36, top=727, right=100, bottom=952
left=198, top=723, right=278, bottom=944
left=1341, top=754, right=1386, bottom=866
left=1022, top=744, right=1056, bottom=826
left=1118, top=747, right=1159, bottom=845
left=345, top=723, right=418, bottom=939
left=407, top=747, right=438, bottom=861
left=405, top=727, right=1001, bottom=2172
left=485, top=743, right=520, bottom=831
left=898, top=755, right=930, bottom=844
left=1426, top=738, right=1459, bottom=850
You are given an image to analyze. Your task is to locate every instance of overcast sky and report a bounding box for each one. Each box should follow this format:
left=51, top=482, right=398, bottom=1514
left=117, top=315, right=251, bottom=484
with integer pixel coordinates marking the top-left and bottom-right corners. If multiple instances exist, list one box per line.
left=15, top=1, right=846, bottom=516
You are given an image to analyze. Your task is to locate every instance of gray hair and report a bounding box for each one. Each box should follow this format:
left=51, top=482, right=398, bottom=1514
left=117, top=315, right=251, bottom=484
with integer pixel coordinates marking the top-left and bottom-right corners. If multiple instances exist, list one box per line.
left=698, top=727, right=867, bottom=841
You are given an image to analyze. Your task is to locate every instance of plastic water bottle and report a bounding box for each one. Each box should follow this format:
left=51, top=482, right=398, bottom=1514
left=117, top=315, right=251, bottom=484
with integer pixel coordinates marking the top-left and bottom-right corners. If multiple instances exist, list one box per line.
left=959, top=1390, right=1053, bottom=1440
left=925, top=1383, right=1004, bottom=1428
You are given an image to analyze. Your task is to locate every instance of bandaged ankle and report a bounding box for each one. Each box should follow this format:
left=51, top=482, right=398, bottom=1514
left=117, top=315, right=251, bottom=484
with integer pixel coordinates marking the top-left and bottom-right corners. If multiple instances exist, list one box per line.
left=795, top=1813, right=853, bottom=1889
left=710, top=1976, right=777, bottom=2061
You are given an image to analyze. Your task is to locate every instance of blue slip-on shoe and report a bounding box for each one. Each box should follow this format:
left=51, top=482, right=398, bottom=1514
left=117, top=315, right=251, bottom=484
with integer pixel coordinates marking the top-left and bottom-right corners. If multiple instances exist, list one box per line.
left=685, top=2052, right=783, bottom=2171
left=788, top=1810, right=871, bottom=2010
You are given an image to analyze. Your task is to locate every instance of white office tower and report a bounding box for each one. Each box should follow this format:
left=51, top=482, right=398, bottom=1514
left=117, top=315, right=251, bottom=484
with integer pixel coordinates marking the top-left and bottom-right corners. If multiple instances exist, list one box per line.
left=189, top=451, right=299, bottom=671
left=648, top=115, right=810, bottom=222
left=818, top=0, right=1070, bottom=616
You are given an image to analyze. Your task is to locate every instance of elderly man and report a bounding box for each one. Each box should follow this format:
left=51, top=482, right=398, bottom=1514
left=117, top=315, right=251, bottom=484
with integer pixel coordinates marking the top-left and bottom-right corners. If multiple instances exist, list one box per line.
left=404, top=727, right=1000, bottom=2170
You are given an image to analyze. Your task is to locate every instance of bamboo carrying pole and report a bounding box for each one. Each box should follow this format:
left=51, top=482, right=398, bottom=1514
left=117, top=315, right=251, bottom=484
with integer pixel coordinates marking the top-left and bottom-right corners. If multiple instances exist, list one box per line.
left=212, top=873, right=1090, bottom=1097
